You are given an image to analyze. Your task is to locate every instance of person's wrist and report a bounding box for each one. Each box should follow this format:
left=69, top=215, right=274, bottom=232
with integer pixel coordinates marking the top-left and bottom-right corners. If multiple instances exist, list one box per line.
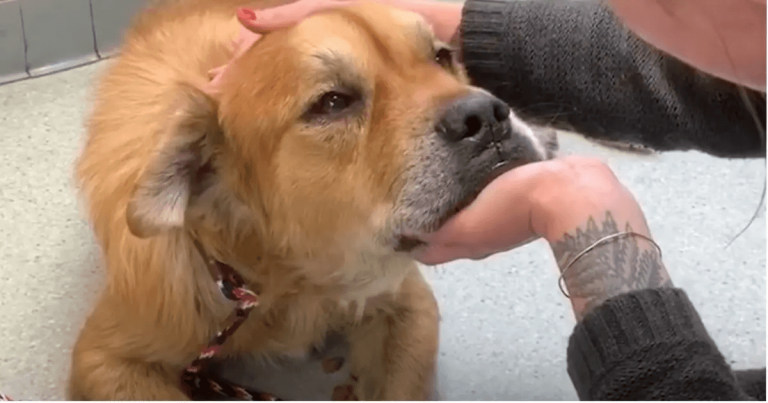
left=526, top=158, right=672, bottom=320
left=530, top=158, right=648, bottom=245
left=525, top=158, right=595, bottom=243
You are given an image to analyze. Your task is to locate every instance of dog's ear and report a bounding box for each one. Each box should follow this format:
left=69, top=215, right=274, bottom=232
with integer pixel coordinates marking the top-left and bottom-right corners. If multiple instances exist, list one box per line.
left=126, top=83, right=223, bottom=238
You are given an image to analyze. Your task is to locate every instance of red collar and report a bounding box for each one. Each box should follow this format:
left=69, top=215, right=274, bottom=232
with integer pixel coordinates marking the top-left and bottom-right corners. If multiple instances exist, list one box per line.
left=183, top=237, right=280, bottom=401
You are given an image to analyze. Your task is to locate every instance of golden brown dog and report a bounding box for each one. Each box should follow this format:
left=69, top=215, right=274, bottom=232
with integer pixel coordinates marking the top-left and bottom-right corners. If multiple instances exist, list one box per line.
left=70, top=0, right=556, bottom=399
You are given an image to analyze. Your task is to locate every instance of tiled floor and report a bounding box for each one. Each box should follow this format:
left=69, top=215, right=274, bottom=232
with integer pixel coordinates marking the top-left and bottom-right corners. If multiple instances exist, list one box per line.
left=0, top=62, right=765, bottom=400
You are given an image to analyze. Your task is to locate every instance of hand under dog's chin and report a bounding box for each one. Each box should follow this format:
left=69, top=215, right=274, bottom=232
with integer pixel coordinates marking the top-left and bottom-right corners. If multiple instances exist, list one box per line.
left=393, top=127, right=558, bottom=255
left=394, top=161, right=521, bottom=253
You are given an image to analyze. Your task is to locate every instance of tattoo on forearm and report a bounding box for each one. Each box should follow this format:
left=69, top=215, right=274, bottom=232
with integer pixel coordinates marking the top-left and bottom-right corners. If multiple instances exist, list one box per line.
left=551, top=211, right=672, bottom=320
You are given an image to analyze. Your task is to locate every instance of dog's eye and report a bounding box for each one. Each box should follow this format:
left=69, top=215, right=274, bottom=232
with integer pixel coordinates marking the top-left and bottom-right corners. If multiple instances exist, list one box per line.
left=309, top=91, right=356, bottom=116
left=435, top=47, right=454, bottom=69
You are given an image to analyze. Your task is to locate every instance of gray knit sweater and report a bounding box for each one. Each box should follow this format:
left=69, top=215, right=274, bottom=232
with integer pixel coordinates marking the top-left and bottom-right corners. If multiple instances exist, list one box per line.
left=459, top=0, right=766, bottom=400
left=460, top=0, right=765, bottom=158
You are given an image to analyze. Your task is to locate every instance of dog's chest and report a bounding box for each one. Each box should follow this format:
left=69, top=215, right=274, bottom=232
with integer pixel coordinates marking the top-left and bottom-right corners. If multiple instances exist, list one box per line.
left=336, top=255, right=414, bottom=316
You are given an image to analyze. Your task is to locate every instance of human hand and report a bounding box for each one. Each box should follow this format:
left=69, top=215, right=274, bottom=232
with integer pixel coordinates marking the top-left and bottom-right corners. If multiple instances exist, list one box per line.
left=608, top=0, right=766, bottom=91
left=415, top=156, right=650, bottom=264
left=243, top=0, right=461, bottom=42
left=206, top=14, right=265, bottom=91
left=207, top=0, right=462, bottom=92
left=414, top=156, right=671, bottom=320
left=207, top=2, right=347, bottom=92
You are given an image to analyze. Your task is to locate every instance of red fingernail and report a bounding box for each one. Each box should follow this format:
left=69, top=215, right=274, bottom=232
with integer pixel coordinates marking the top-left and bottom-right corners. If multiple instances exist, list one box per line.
left=238, top=8, right=256, bottom=20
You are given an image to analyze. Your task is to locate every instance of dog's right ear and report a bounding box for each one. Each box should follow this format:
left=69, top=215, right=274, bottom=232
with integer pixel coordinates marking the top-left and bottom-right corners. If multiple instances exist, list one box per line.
left=126, top=83, right=223, bottom=238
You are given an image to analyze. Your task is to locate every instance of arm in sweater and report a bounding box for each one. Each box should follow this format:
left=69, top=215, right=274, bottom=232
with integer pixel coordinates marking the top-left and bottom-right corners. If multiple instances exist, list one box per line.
left=454, top=1, right=766, bottom=398
left=568, top=288, right=765, bottom=400
left=458, top=0, right=766, bottom=158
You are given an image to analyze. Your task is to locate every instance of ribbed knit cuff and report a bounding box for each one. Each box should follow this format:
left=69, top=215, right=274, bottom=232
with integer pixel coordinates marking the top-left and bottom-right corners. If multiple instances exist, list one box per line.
left=459, top=0, right=511, bottom=87
left=735, top=368, right=766, bottom=401
left=566, top=288, right=714, bottom=400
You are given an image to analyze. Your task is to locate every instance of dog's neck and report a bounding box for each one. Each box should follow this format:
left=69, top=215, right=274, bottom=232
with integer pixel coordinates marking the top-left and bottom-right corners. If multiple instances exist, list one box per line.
left=191, top=228, right=415, bottom=317
left=309, top=250, right=416, bottom=317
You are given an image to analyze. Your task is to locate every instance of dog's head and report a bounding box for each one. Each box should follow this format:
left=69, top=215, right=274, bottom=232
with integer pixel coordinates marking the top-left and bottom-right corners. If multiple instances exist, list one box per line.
left=126, top=2, right=556, bottom=266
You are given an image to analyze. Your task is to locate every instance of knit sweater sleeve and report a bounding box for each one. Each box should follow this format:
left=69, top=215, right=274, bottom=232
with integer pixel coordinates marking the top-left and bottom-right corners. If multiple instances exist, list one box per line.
left=458, top=0, right=766, bottom=158
left=567, top=288, right=760, bottom=400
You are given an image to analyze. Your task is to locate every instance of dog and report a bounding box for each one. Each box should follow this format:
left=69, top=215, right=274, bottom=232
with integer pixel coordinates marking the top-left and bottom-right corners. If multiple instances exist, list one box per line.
left=69, top=0, right=557, bottom=399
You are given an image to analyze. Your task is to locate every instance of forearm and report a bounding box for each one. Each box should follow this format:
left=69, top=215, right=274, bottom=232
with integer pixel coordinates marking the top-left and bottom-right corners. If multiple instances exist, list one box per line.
left=548, top=210, right=672, bottom=321
left=458, top=0, right=766, bottom=158
left=735, top=368, right=767, bottom=400
left=544, top=202, right=756, bottom=399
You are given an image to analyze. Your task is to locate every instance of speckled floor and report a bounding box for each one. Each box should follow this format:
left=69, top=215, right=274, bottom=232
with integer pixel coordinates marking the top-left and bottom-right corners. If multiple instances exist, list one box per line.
left=0, top=62, right=765, bottom=400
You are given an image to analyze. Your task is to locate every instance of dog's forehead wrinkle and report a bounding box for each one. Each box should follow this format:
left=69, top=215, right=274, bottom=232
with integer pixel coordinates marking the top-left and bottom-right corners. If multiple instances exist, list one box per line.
left=311, top=50, right=347, bottom=67
left=352, top=4, right=434, bottom=50
left=391, top=10, right=437, bottom=61
left=320, top=8, right=408, bottom=74
left=309, top=50, right=367, bottom=85
left=411, top=17, right=437, bottom=53
left=296, top=6, right=439, bottom=87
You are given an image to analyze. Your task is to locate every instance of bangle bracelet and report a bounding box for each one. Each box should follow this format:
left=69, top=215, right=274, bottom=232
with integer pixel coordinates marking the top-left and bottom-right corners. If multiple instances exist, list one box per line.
left=558, top=231, right=662, bottom=299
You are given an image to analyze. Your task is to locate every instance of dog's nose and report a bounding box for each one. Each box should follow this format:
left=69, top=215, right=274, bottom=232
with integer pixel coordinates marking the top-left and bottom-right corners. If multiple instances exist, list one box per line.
left=437, top=92, right=510, bottom=143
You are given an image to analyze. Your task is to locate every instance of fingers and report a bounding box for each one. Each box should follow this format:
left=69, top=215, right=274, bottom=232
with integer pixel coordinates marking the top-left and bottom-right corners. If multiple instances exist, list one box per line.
left=208, top=65, right=225, bottom=81
left=206, top=24, right=262, bottom=91
left=414, top=244, right=470, bottom=266
left=237, top=7, right=264, bottom=31
left=206, top=31, right=260, bottom=91
left=232, top=31, right=261, bottom=59
left=237, top=0, right=358, bottom=33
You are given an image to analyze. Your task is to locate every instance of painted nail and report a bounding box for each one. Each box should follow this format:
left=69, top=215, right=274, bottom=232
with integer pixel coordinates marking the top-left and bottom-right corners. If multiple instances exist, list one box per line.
left=238, top=8, right=257, bottom=20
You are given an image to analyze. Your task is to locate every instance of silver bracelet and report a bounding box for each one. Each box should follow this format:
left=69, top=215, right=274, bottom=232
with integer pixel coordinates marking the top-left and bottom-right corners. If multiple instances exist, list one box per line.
left=558, top=231, right=663, bottom=298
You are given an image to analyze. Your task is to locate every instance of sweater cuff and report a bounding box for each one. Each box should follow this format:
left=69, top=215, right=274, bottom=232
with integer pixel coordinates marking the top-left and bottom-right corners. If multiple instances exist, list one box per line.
left=566, top=288, right=715, bottom=399
left=459, top=0, right=511, bottom=88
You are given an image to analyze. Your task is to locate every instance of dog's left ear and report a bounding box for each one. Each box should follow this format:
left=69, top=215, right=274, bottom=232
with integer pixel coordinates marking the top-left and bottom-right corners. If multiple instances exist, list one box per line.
left=126, top=83, right=223, bottom=238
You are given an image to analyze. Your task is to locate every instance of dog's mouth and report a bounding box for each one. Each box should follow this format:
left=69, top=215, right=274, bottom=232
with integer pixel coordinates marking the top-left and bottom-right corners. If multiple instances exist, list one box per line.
left=436, top=160, right=519, bottom=228
left=393, top=160, right=519, bottom=252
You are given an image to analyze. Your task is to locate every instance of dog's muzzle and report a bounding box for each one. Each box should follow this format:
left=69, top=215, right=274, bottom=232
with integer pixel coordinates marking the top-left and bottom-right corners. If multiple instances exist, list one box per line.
left=435, top=91, right=548, bottom=161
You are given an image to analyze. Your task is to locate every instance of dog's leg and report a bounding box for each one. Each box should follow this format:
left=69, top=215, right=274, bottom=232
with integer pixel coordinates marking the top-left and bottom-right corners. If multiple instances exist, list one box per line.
left=68, top=299, right=198, bottom=400
left=346, top=268, right=440, bottom=400
left=68, top=355, right=188, bottom=401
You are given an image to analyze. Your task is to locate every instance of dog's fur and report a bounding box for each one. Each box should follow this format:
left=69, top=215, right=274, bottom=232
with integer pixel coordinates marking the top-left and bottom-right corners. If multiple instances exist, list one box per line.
left=70, top=0, right=555, bottom=399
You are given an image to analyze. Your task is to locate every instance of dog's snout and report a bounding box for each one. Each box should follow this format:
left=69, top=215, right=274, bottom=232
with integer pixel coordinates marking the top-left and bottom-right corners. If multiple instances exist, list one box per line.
left=437, top=92, right=510, bottom=143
